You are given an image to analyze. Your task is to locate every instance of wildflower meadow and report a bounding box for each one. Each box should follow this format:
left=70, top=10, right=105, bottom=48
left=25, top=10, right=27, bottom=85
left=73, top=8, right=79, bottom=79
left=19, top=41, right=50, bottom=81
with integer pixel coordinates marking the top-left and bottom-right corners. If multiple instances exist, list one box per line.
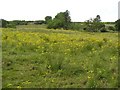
left=2, top=26, right=118, bottom=88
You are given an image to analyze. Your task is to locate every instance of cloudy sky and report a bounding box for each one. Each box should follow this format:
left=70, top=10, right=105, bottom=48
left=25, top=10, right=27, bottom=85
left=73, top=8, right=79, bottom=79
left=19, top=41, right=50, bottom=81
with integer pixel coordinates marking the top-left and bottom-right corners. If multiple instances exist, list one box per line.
left=0, top=0, right=119, bottom=22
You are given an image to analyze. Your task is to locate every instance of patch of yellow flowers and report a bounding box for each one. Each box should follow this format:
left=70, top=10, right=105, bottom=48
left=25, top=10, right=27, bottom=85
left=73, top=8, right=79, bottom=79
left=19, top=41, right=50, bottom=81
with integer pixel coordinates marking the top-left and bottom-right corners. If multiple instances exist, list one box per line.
left=2, top=29, right=118, bottom=55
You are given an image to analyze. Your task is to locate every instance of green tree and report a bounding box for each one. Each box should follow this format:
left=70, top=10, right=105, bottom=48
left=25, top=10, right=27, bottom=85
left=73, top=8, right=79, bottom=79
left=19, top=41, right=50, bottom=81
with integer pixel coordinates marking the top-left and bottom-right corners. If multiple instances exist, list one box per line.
left=45, top=16, right=52, bottom=24
left=115, top=19, right=120, bottom=31
left=0, top=19, right=8, bottom=28
left=95, top=15, right=101, bottom=22
left=47, top=10, right=71, bottom=30
left=63, top=10, right=71, bottom=29
left=85, top=15, right=106, bottom=32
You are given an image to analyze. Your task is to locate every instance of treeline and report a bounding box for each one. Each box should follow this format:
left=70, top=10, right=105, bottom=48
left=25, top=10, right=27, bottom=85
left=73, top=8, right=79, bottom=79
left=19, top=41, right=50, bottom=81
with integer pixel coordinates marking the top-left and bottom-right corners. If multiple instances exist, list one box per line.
left=45, top=10, right=105, bottom=31
left=0, top=10, right=120, bottom=32
left=44, top=10, right=119, bottom=32
left=0, top=19, right=45, bottom=28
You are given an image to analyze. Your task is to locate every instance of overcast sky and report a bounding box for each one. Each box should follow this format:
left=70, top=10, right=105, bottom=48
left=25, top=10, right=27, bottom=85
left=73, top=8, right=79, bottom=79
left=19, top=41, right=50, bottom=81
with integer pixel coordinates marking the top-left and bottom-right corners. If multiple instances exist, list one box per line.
left=0, top=0, right=119, bottom=22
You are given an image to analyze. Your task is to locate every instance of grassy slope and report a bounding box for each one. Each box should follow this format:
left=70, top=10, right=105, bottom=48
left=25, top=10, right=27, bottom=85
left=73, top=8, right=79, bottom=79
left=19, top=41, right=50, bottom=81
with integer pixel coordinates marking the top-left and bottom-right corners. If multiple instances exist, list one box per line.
left=2, top=26, right=118, bottom=88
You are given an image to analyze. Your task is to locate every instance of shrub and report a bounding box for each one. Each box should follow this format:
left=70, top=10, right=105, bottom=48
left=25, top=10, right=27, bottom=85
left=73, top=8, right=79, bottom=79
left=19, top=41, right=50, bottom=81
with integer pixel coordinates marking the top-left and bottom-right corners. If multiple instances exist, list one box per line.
left=115, top=19, right=120, bottom=31
left=1, top=19, right=8, bottom=28
left=69, top=23, right=81, bottom=30
left=85, top=15, right=106, bottom=32
left=108, top=26, right=115, bottom=31
left=6, top=24, right=16, bottom=28
left=100, top=27, right=108, bottom=32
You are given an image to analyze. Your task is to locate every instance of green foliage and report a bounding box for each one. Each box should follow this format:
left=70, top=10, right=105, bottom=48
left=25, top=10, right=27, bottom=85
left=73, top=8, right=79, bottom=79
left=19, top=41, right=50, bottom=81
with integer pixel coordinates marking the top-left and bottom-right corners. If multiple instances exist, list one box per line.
left=48, top=18, right=63, bottom=29
left=115, top=19, right=120, bottom=31
left=69, top=23, right=81, bottom=30
left=6, top=23, right=16, bottom=28
left=99, top=27, right=107, bottom=32
left=12, top=20, right=28, bottom=25
left=1, top=20, right=46, bottom=28
left=47, top=10, right=71, bottom=30
left=108, top=26, right=115, bottom=31
left=0, top=19, right=8, bottom=28
left=45, top=16, right=52, bottom=24
left=104, top=22, right=115, bottom=24
left=85, top=15, right=106, bottom=32
left=0, top=19, right=17, bottom=28
left=34, top=20, right=45, bottom=25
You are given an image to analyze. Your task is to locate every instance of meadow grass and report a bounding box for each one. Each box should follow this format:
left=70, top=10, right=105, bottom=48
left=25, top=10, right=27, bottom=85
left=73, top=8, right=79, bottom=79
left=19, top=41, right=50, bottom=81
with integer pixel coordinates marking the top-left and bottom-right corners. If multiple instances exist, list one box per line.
left=1, top=26, right=118, bottom=88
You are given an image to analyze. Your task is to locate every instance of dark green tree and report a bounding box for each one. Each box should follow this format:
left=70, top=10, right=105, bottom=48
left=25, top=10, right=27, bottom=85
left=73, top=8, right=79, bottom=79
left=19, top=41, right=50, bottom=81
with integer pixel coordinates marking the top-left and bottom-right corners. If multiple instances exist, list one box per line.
left=45, top=16, right=52, bottom=24
left=0, top=19, right=8, bottom=28
left=95, top=15, right=101, bottom=22
left=115, top=19, right=120, bottom=31
left=47, top=10, right=71, bottom=30
left=63, top=10, right=71, bottom=29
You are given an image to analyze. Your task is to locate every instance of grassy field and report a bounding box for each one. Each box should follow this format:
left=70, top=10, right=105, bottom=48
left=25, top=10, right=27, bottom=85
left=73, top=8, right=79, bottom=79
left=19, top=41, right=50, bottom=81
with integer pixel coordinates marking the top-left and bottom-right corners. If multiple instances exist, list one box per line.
left=2, top=25, right=119, bottom=88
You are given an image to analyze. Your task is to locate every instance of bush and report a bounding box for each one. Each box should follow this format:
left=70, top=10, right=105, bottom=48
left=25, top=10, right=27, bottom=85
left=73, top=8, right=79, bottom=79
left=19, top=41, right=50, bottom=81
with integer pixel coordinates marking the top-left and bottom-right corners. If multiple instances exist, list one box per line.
left=85, top=21, right=106, bottom=32
left=85, top=15, right=106, bottom=32
left=6, top=24, right=16, bottom=28
left=69, top=23, right=81, bottom=30
left=108, top=26, right=115, bottom=31
left=100, top=27, right=108, bottom=32
left=1, top=19, right=8, bottom=28
left=47, top=19, right=61, bottom=29
left=115, top=19, right=120, bottom=31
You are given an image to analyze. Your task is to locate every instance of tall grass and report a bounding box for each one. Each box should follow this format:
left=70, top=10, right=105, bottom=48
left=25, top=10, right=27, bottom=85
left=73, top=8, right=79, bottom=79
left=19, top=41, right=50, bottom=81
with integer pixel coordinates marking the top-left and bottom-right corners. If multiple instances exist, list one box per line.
left=2, top=27, right=118, bottom=88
